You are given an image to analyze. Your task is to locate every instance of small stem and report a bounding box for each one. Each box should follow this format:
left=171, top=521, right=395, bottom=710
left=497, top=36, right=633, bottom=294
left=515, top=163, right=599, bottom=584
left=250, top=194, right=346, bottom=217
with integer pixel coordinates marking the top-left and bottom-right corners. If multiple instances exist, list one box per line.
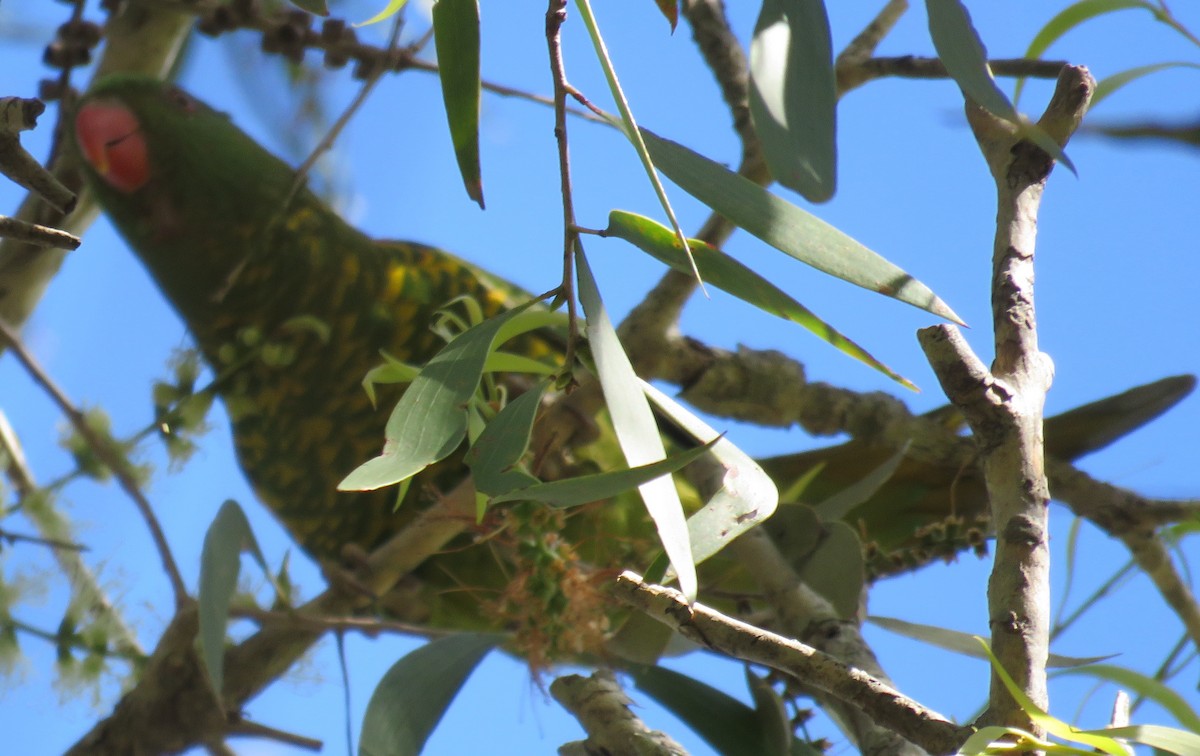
left=546, top=0, right=579, bottom=364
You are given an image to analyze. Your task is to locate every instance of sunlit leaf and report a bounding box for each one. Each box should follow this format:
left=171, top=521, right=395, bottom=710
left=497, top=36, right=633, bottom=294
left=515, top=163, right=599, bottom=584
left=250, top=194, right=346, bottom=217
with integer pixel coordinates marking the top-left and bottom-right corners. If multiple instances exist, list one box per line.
left=575, top=0, right=700, bottom=283
left=925, top=0, right=1018, bottom=121
left=639, top=129, right=963, bottom=323
left=605, top=211, right=915, bottom=389
left=749, top=0, right=837, bottom=201
left=357, top=0, right=410, bottom=27
left=576, top=247, right=696, bottom=600
left=977, top=637, right=1131, bottom=755
left=433, top=0, right=484, bottom=208
left=641, top=381, right=778, bottom=566
left=488, top=442, right=714, bottom=507
left=1093, top=62, right=1200, bottom=107
left=1097, top=725, right=1200, bottom=755
left=1056, top=664, right=1200, bottom=731
left=926, top=0, right=1076, bottom=173
left=339, top=303, right=536, bottom=491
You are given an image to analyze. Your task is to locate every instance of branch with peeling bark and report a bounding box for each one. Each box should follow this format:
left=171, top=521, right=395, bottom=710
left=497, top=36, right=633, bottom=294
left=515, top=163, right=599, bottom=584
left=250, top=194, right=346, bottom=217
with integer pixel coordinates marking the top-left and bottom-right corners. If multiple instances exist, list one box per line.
left=611, top=571, right=971, bottom=755
left=553, top=670, right=689, bottom=756
left=918, top=65, right=1095, bottom=734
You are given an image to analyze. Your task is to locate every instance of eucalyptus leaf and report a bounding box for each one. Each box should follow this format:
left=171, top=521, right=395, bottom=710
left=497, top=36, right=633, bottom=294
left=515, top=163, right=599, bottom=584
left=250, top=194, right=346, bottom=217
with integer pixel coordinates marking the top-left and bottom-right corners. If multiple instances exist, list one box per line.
left=359, top=634, right=500, bottom=756
left=577, top=247, right=696, bottom=600
left=198, top=500, right=269, bottom=696
left=433, top=0, right=484, bottom=208
left=628, top=664, right=787, bottom=756
left=466, top=379, right=547, bottom=496
left=639, top=128, right=962, bottom=323
left=339, top=302, right=536, bottom=492
left=749, top=0, right=837, bottom=202
left=605, top=211, right=914, bottom=389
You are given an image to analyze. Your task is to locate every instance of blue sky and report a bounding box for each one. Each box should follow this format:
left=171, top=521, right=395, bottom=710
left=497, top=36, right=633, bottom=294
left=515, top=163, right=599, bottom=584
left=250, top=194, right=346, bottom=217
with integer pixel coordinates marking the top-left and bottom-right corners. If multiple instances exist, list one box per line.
left=1, top=1, right=1197, bottom=753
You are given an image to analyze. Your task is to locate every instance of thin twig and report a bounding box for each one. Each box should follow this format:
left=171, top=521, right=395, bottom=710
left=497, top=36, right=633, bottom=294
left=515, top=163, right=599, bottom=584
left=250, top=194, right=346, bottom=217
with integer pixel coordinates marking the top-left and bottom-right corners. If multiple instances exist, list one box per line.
left=290, top=15, right=406, bottom=194
left=0, top=527, right=86, bottom=551
left=0, top=316, right=188, bottom=606
left=406, top=58, right=607, bottom=124
left=0, top=214, right=81, bottom=249
left=546, top=0, right=579, bottom=361
left=226, top=719, right=323, bottom=752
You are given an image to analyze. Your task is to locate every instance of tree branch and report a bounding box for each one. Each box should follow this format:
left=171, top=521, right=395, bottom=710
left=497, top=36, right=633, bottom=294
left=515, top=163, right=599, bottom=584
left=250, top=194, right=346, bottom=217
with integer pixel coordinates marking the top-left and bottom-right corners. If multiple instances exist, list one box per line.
left=552, top=670, right=688, bottom=756
left=918, top=65, right=1095, bottom=733
left=610, top=572, right=971, bottom=755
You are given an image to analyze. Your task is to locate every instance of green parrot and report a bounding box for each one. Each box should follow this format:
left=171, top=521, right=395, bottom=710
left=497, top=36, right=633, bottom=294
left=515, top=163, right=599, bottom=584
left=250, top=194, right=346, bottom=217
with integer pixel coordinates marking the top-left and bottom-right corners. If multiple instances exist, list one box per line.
left=72, top=75, right=1193, bottom=649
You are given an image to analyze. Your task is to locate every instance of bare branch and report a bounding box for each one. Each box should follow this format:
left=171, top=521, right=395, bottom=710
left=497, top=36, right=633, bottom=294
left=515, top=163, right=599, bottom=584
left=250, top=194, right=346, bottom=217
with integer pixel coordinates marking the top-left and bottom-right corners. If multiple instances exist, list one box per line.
left=552, top=670, right=688, bottom=756
left=918, top=65, right=1095, bottom=733
left=610, top=572, right=970, bottom=755
left=730, top=528, right=930, bottom=755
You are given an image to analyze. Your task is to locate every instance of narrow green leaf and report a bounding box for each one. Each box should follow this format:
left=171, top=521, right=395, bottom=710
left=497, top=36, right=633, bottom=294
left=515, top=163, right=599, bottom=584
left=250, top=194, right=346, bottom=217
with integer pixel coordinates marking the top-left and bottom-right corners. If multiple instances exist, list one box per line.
left=488, top=442, right=714, bottom=507
left=433, top=0, right=484, bottom=208
left=493, top=306, right=568, bottom=347
left=466, top=380, right=547, bottom=496
left=605, top=211, right=915, bottom=389
left=574, top=0, right=700, bottom=285
left=641, top=381, right=778, bottom=566
left=745, top=669, right=800, bottom=756
left=871, top=617, right=1116, bottom=668
left=359, top=634, right=500, bottom=756
left=482, top=351, right=557, bottom=376
left=339, top=303, right=536, bottom=491
left=976, top=637, right=1132, bottom=756
left=1097, top=725, right=1200, bottom=755
left=628, top=664, right=785, bottom=755
left=576, top=247, right=696, bottom=600
left=927, top=0, right=1077, bottom=173
left=1056, top=665, right=1200, bottom=732
left=1093, top=62, right=1200, bottom=107
left=639, top=129, right=963, bottom=324
left=198, top=500, right=268, bottom=696
left=926, top=0, right=1018, bottom=121
left=357, top=0, right=410, bottom=27
left=749, top=0, right=837, bottom=202
left=361, top=357, right=420, bottom=407
left=1016, top=0, right=1154, bottom=105
left=1025, top=0, right=1153, bottom=61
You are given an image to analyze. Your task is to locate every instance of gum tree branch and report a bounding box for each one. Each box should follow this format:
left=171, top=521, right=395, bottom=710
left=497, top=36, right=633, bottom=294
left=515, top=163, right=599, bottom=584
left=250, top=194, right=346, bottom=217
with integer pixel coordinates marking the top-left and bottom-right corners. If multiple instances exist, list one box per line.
left=69, top=480, right=480, bottom=753
left=552, top=670, right=688, bottom=756
left=611, top=572, right=971, bottom=755
left=730, top=528, right=930, bottom=755
left=918, top=65, right=1095, bottom=733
